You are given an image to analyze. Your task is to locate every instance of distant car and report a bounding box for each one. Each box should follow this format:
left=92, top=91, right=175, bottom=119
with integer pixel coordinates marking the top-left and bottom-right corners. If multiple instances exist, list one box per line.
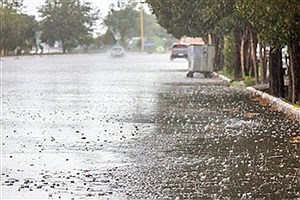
left=170, top=43, right=189, bottom=60
left=110, top=46, right=125, bottom=57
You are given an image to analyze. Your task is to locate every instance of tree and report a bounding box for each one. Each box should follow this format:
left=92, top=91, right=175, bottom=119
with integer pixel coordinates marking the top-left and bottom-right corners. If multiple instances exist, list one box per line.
left=102, top=29, right=117, bottom=46
left=146, top=0, right=244, bottom=78
left=102, top=3, right=172, bottom=49
left=238, top=0, right=300, bottom=103
left=2, top=0, right=23, bottom=11
left=147, top=0, right=300, bottom=103
left=0, top=0, right=37, bottom=55
left=38, top=0, right=99, bottom=53
left=146, top=0, right=207, bottom=39
left=144, top=13, right=171, bottom=39
left=103, top=4, right=140, bottom=46
left=269, top=47, right=285, bottom=98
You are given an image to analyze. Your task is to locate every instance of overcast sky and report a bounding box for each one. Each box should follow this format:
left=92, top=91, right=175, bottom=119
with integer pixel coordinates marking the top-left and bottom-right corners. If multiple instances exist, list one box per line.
left=23, top=0, right=126, bottom=19
left=22, top=0, right=148, bottom=35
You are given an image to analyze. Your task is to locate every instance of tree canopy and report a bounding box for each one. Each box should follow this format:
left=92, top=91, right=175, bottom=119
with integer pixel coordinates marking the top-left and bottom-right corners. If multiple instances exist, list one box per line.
left=38, top=0, right=99, bottom=53
left=101, top=3, right=172, bottom=48
left=103, top=4, right=140, bottom=45
left=1, top=0, right=37, bottom=54
left=146, top=0, right=300, bottom=103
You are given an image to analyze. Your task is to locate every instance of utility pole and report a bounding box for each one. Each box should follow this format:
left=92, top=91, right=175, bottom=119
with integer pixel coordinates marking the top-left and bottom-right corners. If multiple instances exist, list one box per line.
left=117, top=0, right=145, bottom=52
left=140, top=4, right=144, bottom=52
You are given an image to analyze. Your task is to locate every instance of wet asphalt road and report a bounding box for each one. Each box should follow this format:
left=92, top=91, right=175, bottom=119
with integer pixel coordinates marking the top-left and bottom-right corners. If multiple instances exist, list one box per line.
left=1, top=53, right=300, bottom=199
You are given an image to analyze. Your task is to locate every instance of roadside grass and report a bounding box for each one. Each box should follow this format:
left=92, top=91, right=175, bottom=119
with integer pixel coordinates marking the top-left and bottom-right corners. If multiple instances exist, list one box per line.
left=217, top=70, right=247, bottom=89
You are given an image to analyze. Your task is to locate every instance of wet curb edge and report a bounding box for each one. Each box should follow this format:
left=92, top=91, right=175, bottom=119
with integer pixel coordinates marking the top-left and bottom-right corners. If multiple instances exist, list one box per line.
left=245, top=87, right=300, bottom=121
left=213, top=72, right=300, bottom=121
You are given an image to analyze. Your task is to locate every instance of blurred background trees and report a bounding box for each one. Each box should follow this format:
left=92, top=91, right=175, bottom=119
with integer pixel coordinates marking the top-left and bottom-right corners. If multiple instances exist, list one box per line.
left=101, top=2, right=173, bottom=51
left=1, top=0, right=38, bottom=55
left=1, top=0, right=173, bottom=55
left=103, top=4, right=140, bottom=46
left=38, top=0, right=99, bottom=53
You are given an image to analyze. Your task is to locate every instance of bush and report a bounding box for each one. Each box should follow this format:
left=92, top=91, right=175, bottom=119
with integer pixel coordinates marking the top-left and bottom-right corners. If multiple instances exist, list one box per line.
left=230, top=81, right=245, bottom=89
left=244, top=76, right=255, bottom=86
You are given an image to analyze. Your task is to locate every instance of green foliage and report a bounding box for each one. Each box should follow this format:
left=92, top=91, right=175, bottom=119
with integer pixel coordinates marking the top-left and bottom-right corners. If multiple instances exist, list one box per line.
left=218, top=70, right=234, bottom=81
left=147, top=0, right=300, bottom=48
left=146, top=0, right=242, bottom=40
left=103, top=5, right=140, bottom=46
left=146, top=0, right=205, bottom=38
left=244, top=76, right=255, bottom=86
left=0, top=3, right=37, bottom=54
left=230, top=81, right=246, bottom=89
left=144, top=14, right=171, bottom=39
left=2, top=0, right=24, bottom=11
left=102, top=29, right=117, bottom=46
left=39, top=0, right=99, bottom=53
left=236, top=0, right=300, bottom=47
left=146, top=0, right=300, bottom=49
left=102, top=4, right=173, bottom=48
left=223, top=34, right=235, bottom=74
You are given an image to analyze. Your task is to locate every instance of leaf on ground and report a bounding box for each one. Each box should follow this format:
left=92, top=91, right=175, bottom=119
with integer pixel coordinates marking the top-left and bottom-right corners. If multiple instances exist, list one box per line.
left=250, top=95, right=271, bottom=107
left=244, top=112, right=259, bottom=119
left=289, top=135, right=300, bottom=144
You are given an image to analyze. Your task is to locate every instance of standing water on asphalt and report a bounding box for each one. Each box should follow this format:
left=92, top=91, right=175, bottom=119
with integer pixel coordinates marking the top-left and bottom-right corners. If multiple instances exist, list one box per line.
left=1, top=53, right=300, bottom=199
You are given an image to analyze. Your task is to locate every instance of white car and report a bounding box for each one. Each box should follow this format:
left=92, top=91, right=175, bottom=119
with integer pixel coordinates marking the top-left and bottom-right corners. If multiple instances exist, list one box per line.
left=110, top=46, right=125, bottom=57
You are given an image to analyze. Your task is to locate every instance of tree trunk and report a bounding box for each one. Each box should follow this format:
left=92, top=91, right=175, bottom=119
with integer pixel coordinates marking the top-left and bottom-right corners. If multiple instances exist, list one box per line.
left=63, top=47, right=66, bottom=53
left=269, top=47, right=285, bottom=98
left=214, top=36, right=223, bottom=71
left=288, top=62, right=293, bottom=101
left=246, top=46, right=251, bottom=76
left=288, top=41, right=300, bottom=104
left=239, top=29, right=250, bottom=77
left=259, top=42, right=268, bottom=83
left=233, top=28, right=242, bottom=80
left=208, top=33, right=218, bottom=45
left=241, top=29, right=250, bottom=77
left=240, top=31, right=245, bottom=77
left=250, top=30, right=258, bottom=84
left=61, top=40, right=66, bottom=54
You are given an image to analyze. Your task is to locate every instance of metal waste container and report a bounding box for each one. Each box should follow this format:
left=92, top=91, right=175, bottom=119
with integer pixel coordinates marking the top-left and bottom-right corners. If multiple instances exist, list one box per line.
left=187, top=44, right=216, bottom=78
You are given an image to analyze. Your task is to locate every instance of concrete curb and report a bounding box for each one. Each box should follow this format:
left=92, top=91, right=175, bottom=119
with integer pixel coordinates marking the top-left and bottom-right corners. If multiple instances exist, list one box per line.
left=213, top=72, right=300, bottom=121
left=246, top=87, right=300, bottom=120
left=212, top=72, right=232, bottom=83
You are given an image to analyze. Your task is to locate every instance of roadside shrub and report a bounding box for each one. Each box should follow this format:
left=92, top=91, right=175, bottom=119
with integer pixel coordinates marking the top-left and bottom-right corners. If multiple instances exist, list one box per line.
left=244, top=76, right=255, bottom=86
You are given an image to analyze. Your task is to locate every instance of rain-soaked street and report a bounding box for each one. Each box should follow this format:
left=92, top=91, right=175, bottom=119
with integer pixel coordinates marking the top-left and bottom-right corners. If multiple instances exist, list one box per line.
left=1, top=53, right=300, bottom=199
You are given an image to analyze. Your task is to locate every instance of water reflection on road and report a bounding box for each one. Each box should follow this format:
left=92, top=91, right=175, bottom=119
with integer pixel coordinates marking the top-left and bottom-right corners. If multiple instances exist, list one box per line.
left=1, top=54, right=300, bottom=199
